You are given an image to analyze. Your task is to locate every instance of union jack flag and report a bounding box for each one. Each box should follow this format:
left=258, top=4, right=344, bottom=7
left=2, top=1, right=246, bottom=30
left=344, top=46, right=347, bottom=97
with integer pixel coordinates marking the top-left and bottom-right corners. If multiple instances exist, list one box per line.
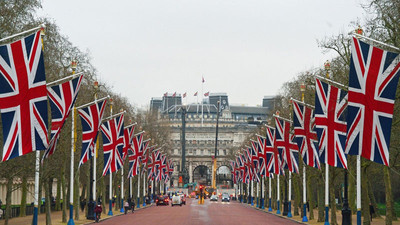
left=140, top=141, right=150, bottom=167
left=132, top=132, right=143, bottom=162
left=292, top=100, right=320, bottom=169
left=315, top=78, right=347, bottom=168
left=122, top=125, right=135, bottom=162
left=275, top=117, right=299, bottom=174
left=128, top=148, right=139, bottom=178
left=101, top=114, right=125, bottom=176
left=249, top=142, right=260, bottom=182
left=43, top=75, right=83, bottom=161
left=78, top=99, right=107, bottom=167
left=236, top=155, right=245, bottom=182
left=243, top=149, right=254, bottom=183
left=147, top=150, right=160, bottom=181
left=346, top=37, right=400, bottom=166
left=157, top=154, right=167, bottom=182
left=257, top=135, right=272, bottom=177
left=0, top=31, right=49, bottom=161
left=265, top=126, right=283, bottom=175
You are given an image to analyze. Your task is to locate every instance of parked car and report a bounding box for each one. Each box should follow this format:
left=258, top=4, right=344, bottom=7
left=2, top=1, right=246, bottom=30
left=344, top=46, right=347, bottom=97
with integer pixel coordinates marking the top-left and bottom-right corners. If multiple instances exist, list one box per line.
left=171, top=195, right=182, bottom=206
left=221, top=193, right=230, bottom=202
left=210, top=195, right=218, bottom=202
left=156, top=195, right=169, bottom=206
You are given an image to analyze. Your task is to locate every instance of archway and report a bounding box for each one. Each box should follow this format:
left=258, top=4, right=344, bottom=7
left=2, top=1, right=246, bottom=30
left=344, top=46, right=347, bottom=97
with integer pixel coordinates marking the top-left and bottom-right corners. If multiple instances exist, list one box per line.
left=216, top=165, right=232, bottom=189
left=192, top=165, right=211, bottom=186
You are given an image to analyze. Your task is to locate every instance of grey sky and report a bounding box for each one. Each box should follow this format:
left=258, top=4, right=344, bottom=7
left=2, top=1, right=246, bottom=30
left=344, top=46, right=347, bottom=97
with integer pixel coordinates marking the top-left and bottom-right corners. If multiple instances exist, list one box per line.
left=39, top=0, right=366, bottom=109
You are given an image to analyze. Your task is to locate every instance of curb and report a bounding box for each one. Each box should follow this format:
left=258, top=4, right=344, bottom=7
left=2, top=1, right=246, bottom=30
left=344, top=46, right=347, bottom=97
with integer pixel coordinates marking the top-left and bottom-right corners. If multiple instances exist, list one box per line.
left=239, top=202, right=308, bottom=225
left=84, top=204, right=154, bottom=224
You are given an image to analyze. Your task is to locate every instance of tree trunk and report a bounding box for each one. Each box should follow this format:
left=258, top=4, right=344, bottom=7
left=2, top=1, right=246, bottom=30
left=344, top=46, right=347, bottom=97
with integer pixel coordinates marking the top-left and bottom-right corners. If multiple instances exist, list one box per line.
left=317, top=171, right=325, bottom=222
left=61, top=168, right=67, bottom=223
left=367, top=176, right=380, bottom=218
left=307, top=170, right=314, bottom=220
left=56, top=177, right=61, bottom=211
left=45, top=177, right=52, bottom=225
left=293, top=173, right=300, bottom=216
left=384, top=166, right=392, bottom=225
left=20, top=176, right=27, bottom=217
left=102, top=176, right=106, bottom=214
left=361, top=165, right=370, bottom=225
left=329, top=169, right=337, bottom=225
left=348, top=156, right=356, bottom=213
left=4, top=177, right=12, bottom=225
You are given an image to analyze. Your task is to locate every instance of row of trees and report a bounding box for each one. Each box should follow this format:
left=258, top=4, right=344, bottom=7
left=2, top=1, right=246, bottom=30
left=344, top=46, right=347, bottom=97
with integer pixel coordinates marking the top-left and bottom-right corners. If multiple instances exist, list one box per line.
left=0, top=1, right=173, bottom=225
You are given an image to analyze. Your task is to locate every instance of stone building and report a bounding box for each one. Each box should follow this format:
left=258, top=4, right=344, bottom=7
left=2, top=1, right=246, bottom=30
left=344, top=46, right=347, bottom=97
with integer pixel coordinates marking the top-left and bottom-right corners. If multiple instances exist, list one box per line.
left=150, top=93, right=275, bottom=188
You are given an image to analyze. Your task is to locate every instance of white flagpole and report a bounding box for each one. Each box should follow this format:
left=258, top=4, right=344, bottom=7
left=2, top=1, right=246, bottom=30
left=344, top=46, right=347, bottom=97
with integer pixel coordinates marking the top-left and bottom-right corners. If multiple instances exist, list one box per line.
left=302, top=165, right=308, bottom=221
left=240, top=182, right=243, bottom=203
left=129, top=177, right=132, bottom=200
left=288, top=172, right=292, bottom=217
left=261, top=176, right=265, bottom=209
left=0, top=24, right=44, bottom=42
left=32, top=150, right=40, bottom=225
left=120, top=169, right=124, bottom=212
left=137, top=168, right=141, bottom=208
left=93, top=141, right=97, bottom=204
left=108, top=104, right=113, bottom=216
left=256, top=180, right=260, bottom=207
left=143, top=172, right=146, bottom=206
left=247, top=182, right=250, bottom=203
left=277, top=175, right=281, bottom=214
left=67, top=108, right=76, bottom=225
left=251, top=180, right=254, bottom=206
left=325, top=164, right=329, bottom=225
left=268, top=176, right=272, bottom=211
left=356, top=155, right=361, bottom=225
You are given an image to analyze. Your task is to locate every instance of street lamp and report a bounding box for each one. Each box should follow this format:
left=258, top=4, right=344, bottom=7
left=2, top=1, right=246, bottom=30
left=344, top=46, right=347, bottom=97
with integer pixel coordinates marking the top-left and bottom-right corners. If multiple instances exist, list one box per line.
left=324, top=60, right=331, bottom=78
left=355, top=26, right=363, bottom=35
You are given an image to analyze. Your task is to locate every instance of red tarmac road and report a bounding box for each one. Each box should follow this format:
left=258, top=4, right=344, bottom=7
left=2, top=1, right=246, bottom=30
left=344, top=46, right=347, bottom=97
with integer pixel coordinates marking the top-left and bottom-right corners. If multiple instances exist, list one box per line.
left=94, top=198, right=301, bottom=225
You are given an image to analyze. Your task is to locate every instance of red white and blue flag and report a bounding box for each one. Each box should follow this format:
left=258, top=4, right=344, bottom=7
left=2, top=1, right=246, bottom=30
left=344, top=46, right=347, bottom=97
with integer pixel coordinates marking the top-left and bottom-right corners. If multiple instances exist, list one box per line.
left=315, top=78, right=348, bottom=168
left=44, top=75, right=83, bottom=160
left=292, top=100, right=320, bottom=169
left=265, top=126, right=283, bottom=175
left=257, top=135, right=272, bottom=177
left=275, top=117, right=299, bottom=174
left=148, top=150, right=160, bottom=181
left=122, top=125, right=135, bottom=162
left=230, top=161, right=238, bottom=184
left=0, top=31, right=49, bottom=161
left=128, top=148, right=139, bottom=178
left=345, top=37, right=400, bottom=166
left=78, top=99, right=107, bottom=166
left=101, top=114, right=125, bottom=176
left=236, top=155, right=245, bottom=182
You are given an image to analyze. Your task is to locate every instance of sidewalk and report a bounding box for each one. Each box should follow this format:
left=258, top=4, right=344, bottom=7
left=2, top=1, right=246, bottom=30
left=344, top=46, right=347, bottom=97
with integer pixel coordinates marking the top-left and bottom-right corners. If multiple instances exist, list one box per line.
left=0, top=204, right=153, bottom=225
left=244, top=202, right=394, bottom=225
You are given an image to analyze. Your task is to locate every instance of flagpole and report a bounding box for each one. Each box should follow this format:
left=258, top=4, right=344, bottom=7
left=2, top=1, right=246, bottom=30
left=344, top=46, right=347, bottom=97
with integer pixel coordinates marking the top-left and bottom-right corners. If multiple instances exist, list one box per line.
left=356, top=155, right=361, bottom=225
left=256, top=180, right=259, bottom=208
left=137, top=167, right=141, bottom=208
left=68, top=107, right=76, bottom=225
left=325, top=164, right=329, bottom=225
left=143, top=170, right=146, bottom=206
left=261, top=176, right=265, bottom=209
left=201, top=77, right=204, bottom=127
left=93, top=82, right=98, bottom=213
left=288, top=172, right=292, bottom=217
left=240, top=182, right=243, bottom=203
left=299, top=85, right=308, bottom=222
left=32, top=150, right=40, bottom=225
left=0, top=24, right=44, bottom=42
left=277, top=175, right=281, bottom=214
left=129, top=177, right=132, bottom=200
left=108, top=101, right=114, bottom=216
left=268, top=176, right=272, bottom=211
left=120, top=167, right=125, bottom=213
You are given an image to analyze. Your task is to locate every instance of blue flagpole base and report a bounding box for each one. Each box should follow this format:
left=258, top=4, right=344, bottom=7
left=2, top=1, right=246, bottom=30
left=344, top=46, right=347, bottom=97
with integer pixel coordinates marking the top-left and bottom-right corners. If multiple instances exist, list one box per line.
left=137, top=197, right=140, bottom=208
left=324, top=206, right=329, bottom=225
left=32, top=206, right=38, bottom=225
left=108, top=200, right=113, bottom=216
left=277, top=200, right=281, bottom=214
left=287, top=202, right=292, bottom=217
left=302, top=203, right=308, bottom=222
left=261, top=198, right=265, bottom=209
left=251, top=197, right=254, bottom=206
left=143, top=196, right=146, bottom=206
left=268, top=198, right=272, bottom=211
left=120, top=199, right=124, bottom=212
left=357, top=210, right=361, bottom=225
left=67, top=204, right=74, bottom=225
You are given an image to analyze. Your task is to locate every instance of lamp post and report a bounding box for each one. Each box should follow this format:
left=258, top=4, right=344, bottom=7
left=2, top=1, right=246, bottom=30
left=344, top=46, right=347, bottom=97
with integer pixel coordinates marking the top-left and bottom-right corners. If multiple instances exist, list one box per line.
left=86, top=79, right=96, bottom=220
left=324, top=61, right=330, bottom=225
left=108, top=98, right=114, bottom=216
left=300, top=82, right=308, bottom=222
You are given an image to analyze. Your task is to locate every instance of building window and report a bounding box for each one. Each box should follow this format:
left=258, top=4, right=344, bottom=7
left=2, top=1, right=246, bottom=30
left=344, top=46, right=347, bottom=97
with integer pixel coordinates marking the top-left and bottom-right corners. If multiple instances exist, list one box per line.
left=223, top=150, right=226, bottom=155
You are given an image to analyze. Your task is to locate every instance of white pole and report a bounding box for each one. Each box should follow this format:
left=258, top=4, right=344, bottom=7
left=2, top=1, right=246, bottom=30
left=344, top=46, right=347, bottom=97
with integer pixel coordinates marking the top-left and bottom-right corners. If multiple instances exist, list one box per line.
left=68, top=108, right=75, bottom=224
left=302, top=165, right=308, bottom=221
left=325, top=163, right=329, bottom=224
left=129, top=177, right=132, bottom=199
left=277, top=175, right=281, bottom=214
left=257, top=180, right=260, bottom=206
left=33, top=150, right=40, bottom=225
left=142, top=173, right=145, bottom=206
left=120, top=169, right=124, bottom=212
left=137, top=168, right=141, bottom=208
left=201, top=79, right=204, bottom=127
left=93, top=142, right=96, bottom=203
left=288, top=172, right=292, bottom=217
left=268, top=176, right=272, bottom=211
left=356, top=155, right=361, bottom=224
left=251, top=180, right=254, bottom=205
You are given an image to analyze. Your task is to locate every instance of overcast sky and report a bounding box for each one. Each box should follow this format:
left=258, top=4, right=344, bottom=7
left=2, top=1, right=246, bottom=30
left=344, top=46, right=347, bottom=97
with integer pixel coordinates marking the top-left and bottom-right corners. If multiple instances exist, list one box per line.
left=39, top=0, right=366, bottom=109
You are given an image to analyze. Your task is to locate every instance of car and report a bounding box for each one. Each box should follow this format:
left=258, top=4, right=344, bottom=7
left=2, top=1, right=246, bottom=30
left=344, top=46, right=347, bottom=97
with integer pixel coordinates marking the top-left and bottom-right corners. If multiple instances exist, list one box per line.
left=221, top=194, right=230, bottom=202
left=156, top=195, right=169, bottom=206
left=171, top=195, right=182, bottom=206
left=210, top=195, right=218, bottom=202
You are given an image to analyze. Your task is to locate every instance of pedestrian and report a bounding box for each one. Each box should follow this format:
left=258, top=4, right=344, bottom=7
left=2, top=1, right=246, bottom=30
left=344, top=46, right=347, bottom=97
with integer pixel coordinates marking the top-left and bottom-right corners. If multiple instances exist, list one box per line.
left=124, top=200, right=130, bottom=214
left=94, top=203, right=102, bottom=223
left=131, top=199, right=135, bottom=213
left=369, top=203, right=375, bottom=221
